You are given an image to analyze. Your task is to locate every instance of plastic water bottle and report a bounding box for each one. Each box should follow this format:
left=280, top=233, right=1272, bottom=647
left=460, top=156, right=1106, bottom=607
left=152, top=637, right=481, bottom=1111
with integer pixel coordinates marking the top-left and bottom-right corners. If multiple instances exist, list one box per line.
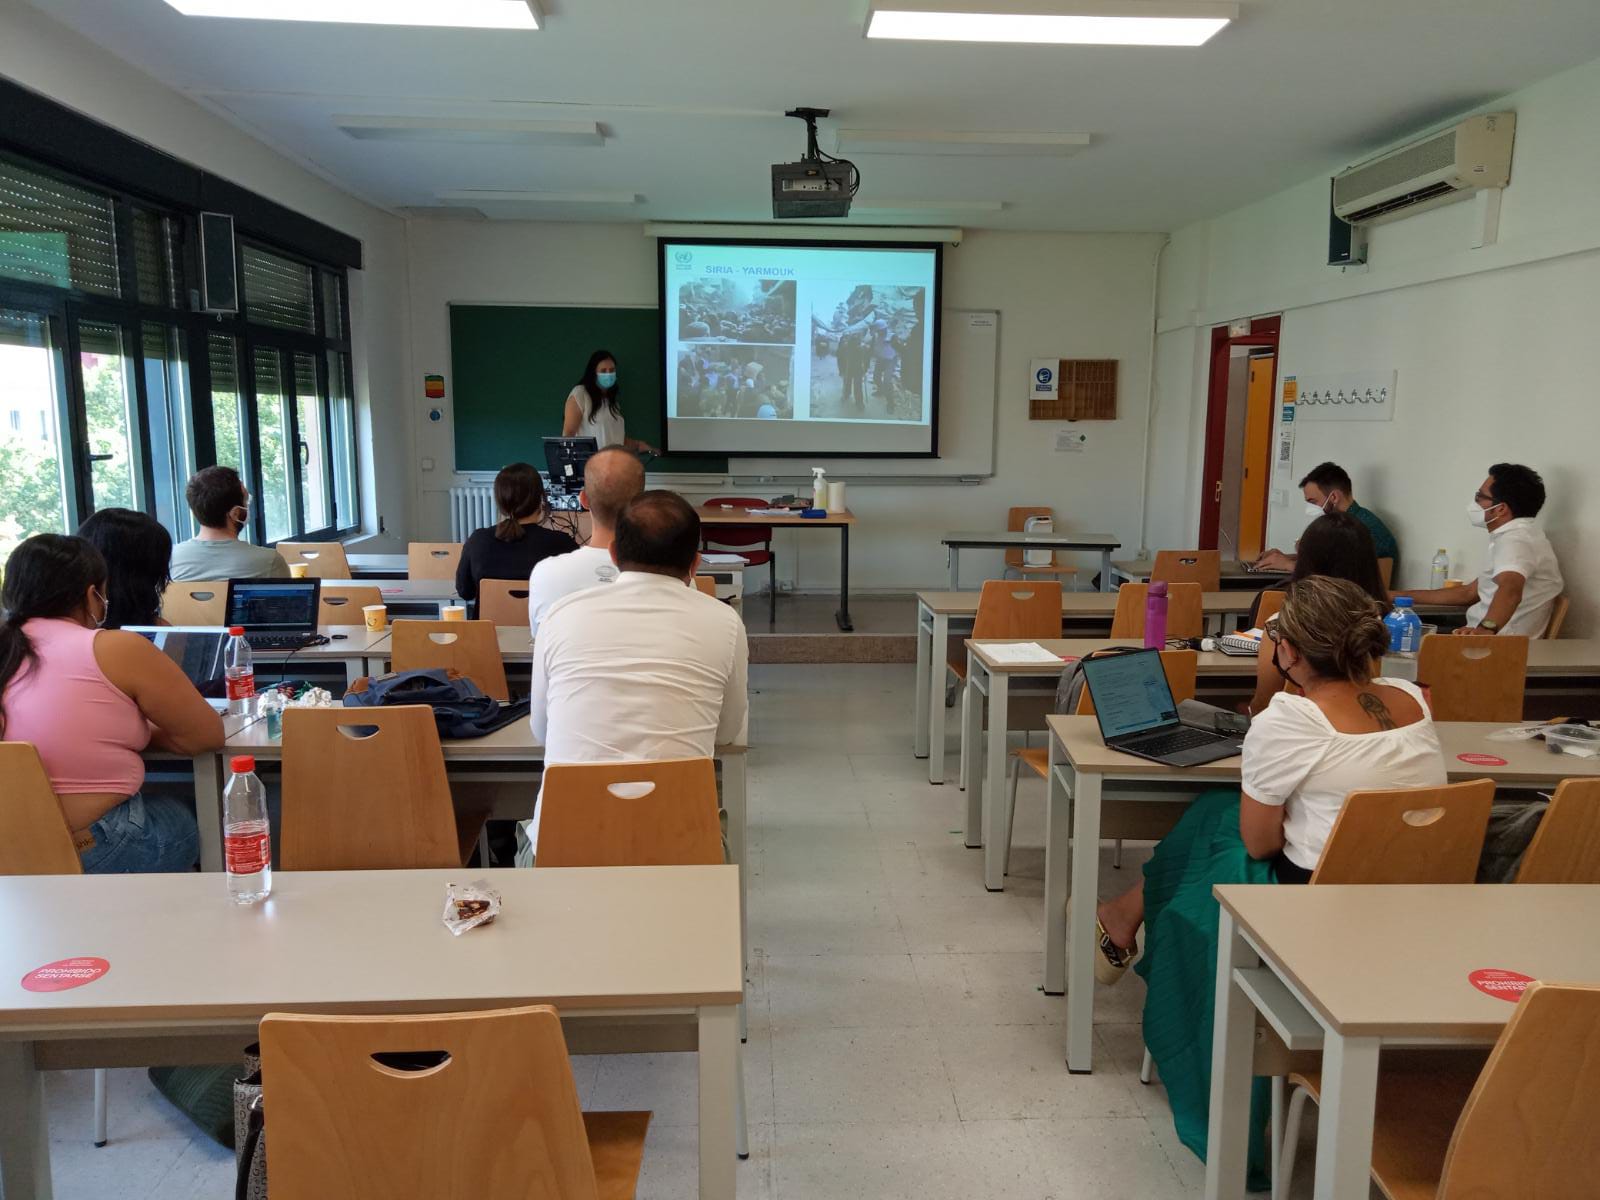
left=1430, top=549, right=1449, bottom=590
left=224, top=626, right=255, bottom=717
left=1144, top=581, right=1169, bottom=650
left=224, top=755, right=271, bottom=904
left=1384, top=597, right=1423, bottom=657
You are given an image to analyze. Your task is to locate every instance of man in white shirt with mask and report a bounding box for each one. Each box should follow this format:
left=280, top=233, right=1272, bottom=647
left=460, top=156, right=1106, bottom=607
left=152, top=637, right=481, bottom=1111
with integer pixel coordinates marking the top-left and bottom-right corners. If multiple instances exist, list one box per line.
left=525, top=447, right=645, bottom=632
left=1398, top=463, right=1563, bottom=637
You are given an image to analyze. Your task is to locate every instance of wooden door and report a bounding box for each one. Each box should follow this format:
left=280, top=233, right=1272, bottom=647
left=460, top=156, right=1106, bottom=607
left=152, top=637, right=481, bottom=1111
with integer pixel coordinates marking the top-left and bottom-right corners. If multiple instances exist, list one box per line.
left=1236, top=353, right=1276, bottom=558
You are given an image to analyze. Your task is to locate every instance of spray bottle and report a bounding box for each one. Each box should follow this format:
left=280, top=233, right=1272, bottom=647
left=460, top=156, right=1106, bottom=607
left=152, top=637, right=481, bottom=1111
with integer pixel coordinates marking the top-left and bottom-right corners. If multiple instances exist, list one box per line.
left=810, top=466, right=827, bottom=510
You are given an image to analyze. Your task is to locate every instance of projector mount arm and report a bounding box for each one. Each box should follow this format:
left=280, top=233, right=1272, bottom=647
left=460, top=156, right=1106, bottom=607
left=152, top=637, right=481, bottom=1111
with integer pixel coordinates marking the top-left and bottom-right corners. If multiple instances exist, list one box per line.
left=785, top=107, right=861, bottom=196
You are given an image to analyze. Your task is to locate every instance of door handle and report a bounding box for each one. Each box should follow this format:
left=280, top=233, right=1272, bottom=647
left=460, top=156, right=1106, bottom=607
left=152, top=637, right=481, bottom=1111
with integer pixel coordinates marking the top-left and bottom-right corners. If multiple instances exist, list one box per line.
left=1213, top=480, right=1223, bottom=502
left=86, top=452, right=113, bottom=463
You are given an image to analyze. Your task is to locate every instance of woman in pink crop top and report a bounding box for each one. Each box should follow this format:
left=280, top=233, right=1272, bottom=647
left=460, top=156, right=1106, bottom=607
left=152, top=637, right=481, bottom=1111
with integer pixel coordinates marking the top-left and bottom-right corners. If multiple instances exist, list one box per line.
left=1, top=534, right=223, bottom=873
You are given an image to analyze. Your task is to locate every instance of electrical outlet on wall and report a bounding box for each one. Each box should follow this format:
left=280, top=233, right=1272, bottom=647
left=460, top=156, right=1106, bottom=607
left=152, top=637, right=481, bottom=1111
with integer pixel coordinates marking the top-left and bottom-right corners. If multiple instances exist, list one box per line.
left=421, top=457, right=435, bottom=472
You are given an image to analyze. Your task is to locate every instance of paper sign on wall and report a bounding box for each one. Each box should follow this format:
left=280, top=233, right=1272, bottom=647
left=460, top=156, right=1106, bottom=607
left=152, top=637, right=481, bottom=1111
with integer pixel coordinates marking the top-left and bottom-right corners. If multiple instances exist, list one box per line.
left=1055, top=429, right=1088, bottom=453
left=1030, top=359, right=1059, bottom=403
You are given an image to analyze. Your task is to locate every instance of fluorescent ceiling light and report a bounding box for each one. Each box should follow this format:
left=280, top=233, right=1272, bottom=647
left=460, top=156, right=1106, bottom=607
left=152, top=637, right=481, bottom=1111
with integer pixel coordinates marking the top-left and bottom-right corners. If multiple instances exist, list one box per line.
left=865, top=1, right=1236, bottom=46
left=835, top=129, right=1090, bottom=156
left=336, top=116, right=602, bottom=146
left=853, top=199, right=1007, bottom=213
left=438, top=191, right=642, bottom=206
left=163, top=0, right=541, bottom=29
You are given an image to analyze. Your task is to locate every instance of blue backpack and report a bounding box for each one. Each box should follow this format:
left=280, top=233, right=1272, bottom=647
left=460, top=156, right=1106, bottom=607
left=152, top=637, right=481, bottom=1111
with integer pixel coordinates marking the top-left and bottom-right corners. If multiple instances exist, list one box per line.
left=343, top=668, right=528, bottom=740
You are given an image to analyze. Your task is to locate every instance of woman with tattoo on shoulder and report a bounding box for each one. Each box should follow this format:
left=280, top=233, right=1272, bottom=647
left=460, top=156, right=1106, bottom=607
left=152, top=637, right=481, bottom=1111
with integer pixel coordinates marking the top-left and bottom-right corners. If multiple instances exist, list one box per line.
left=1089, top=577, right=1447, bottom=1188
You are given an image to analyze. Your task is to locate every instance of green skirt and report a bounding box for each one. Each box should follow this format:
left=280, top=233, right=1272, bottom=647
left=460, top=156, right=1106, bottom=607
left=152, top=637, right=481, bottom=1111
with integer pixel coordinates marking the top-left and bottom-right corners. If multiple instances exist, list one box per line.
left=1134, top=788, right=1283, bottom=1193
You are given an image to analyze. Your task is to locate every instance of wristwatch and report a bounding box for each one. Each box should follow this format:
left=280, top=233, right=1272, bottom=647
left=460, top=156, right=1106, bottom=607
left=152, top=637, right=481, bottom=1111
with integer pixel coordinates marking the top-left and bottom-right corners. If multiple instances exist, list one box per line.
left=1479, top=618, right=1501, bottom=633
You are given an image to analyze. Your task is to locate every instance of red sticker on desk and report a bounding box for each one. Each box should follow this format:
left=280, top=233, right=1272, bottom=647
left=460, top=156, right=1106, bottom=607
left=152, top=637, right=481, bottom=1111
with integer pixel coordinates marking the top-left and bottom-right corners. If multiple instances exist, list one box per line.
left=1468, top=968, right=1534, bottom=1001
left=1456, top=753, right=1508, bottom=767
left=21, top=957, right=110, bottom=993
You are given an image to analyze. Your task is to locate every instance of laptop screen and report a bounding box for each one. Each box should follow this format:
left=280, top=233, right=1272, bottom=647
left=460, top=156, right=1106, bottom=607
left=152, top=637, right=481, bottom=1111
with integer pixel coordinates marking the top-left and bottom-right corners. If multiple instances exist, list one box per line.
left=225, top=579, right=320, bottom=632
left=125, top=627, right=228, bottom=689
left=1081, top=650, right=1179, bottom=740
left=544, top=436, right=599, bottom=492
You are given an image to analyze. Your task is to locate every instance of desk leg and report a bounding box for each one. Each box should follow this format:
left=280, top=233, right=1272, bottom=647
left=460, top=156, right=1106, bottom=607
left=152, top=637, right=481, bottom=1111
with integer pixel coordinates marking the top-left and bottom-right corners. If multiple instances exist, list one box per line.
left=698, top=1005, right=739, bottom=1200
left=929, top=612, right=949, bottom=784
left=1043, top=750, right=1071, bottom=995
left=723, top=756, right=748, bottom=983
left=1312, top=1034, right=1381, bottom=1200
left=1065, top=769, right=1102, bottom=1073
left=983, top=667, right=1010, bottom=891
left=914, top=607, right=931, bottom=758
left=193, top=750, right=224, bottom=872
left=835, top=523, right=853, bottom=631
left=1099, top=549, right=1115, bottom=592
left=949, top=546, right=960, bottom=590
left=962, top=661, right=984, bottom=847
left=1203, top=907, right=1259, bottom=1200
left=0, top=1040, right=50, bottom=1200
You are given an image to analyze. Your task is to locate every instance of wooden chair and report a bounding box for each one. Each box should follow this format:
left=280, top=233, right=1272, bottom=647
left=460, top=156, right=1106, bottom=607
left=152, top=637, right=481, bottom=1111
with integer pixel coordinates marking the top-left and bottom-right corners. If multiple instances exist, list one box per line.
left=280, top=706, right=477, bottom=871
left=1416, top=635, right=1529, bottom=723
left=407, top=541, right=462, bottom=581
left=1310, top=779, right=1495, bottom=885
left=1544, top=593, right=1571, bottom=638
left=161, top=580, right=227, bottom=626
left=1515, top=778, right=1600, bottom=884
left=1003, top=506, right=1077, bottom=586
left=478, top=579, right=532, bottom=627
left=694, top=575, right=718, bottom=597
left=1151, top=548, right=1221, bottom=592
left=947, top=579, right=1063, bottom=688
left=1253, top=589, right=1287, bottom=629
left=319, top=583, right=383, bottom=626
left=258, top=1005, right=649, bottom=1200
left=277, top=542, right=351, bottom=579
left=1109, top=582, right=1204, bottom=640
left=701, top=496, right=777, bottom=625
left=390, top=619, right=510, bottom=701
left=536, top=759, right=722, bottom=867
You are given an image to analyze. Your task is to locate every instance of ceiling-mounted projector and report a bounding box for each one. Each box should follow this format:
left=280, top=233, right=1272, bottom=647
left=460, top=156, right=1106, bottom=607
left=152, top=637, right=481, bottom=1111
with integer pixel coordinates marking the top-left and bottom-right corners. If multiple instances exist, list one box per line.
left=772, top=107, right=860, bottom=219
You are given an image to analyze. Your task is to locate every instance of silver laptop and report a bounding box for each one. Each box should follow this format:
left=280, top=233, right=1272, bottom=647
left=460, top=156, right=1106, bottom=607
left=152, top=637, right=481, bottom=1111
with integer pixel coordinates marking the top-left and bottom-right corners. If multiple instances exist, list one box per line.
left=125, top=626, right=228, bottom=701
left=1081, top=648, right=1243, bottom=766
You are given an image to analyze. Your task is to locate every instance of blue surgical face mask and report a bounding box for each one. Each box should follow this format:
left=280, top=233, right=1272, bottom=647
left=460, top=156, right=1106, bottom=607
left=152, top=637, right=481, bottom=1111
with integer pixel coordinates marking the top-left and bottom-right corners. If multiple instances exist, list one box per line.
left=597, top=371, right=617, bottom=389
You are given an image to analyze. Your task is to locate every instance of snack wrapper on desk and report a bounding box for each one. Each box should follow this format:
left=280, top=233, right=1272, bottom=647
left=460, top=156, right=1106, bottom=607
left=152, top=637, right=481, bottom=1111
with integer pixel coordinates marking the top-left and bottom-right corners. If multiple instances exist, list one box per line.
left=442, top=879, right=501, bottom=936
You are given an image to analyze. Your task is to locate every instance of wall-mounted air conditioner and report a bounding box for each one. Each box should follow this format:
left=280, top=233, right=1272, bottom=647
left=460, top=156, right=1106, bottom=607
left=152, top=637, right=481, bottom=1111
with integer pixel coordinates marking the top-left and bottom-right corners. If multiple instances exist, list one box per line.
left=1332, top=113, right=1515, bottom=227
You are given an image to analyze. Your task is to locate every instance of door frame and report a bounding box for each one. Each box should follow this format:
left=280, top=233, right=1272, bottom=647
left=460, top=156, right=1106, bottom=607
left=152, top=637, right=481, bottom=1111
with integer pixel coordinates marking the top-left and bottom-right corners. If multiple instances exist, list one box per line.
left=1197, top=315, right=1281, bottom=550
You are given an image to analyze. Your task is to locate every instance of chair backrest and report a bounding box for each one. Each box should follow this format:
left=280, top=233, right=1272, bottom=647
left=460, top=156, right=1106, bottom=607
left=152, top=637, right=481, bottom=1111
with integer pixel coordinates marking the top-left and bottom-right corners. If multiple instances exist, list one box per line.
left=971, top=579, right=1064, bottom=640
left=701, top=496, right=772, bottom=550
left=390, top=620, right=510, bottom=701
left=535, top=759, right=723, bottom=867
left=161, top=579, right=228, bottom=626
left=407, top=542, right=462, bottom=581
left=1076, top=649, right=1198, bottom=716
left=1544, top=593, right=1571, bottom=639
left=1436, top=982, right=1600, bottom=1200
left=1109, top=582, right=1204, bottom=640
left=319, top=583, right=384, bottom=626
left=0, top=743, right=82, bottom=875
left=1310, top=779, right=1494, bottom=885
left=1254, top=589, right=1286, bottom=629
left=1005, top=506, right=1058, bottom=569
left=1151, top=549, right=1221, bottom=592
left=280, top=706, right=459, bottom=871
left=693, top=575, right=717, bottom=597
left=278, top=542, right=351, bottom=579
left=1515, top=778, right=1600, bottom=884
left=478, top=579, right=532, bottom=627
left=259, top=1005, right=603, bottom=1200
left=1416, top=635, right=1529, bottom=723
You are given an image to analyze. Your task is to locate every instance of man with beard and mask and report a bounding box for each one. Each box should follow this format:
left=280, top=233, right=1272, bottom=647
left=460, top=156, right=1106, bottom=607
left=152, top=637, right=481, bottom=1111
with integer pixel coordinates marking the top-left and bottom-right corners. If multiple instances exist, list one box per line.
left=1254, top=461, right=1398, bottom=580
left=168, top=466, right=289, bottom=581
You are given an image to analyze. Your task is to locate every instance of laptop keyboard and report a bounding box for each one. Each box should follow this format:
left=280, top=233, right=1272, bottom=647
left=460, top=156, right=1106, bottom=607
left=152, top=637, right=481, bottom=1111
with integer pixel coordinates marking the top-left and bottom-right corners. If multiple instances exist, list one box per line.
left=244, top=633, right=317, bottom=651
left=1129, top=726, right=1225, bottom=757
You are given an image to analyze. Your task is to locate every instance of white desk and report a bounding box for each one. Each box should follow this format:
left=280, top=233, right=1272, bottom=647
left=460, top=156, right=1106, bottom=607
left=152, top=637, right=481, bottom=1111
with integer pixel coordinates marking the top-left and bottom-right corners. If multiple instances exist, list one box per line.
left=941, top=530, right=1121, bottom=592
left=0, top=867, right=743, bottom=1200
left=1111, top=557, right=1288, bottom=591
left=371, top=578, right=462, bottom=618
left=346, top=552, right=408, bottom=578
left=250, top=624, right=392, bottom=687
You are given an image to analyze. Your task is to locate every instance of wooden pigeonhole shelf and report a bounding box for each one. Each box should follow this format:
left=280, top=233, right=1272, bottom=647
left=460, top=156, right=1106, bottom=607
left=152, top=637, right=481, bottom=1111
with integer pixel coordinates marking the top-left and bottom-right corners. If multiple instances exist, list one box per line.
left=1031, top=359, right=1118, bottom=420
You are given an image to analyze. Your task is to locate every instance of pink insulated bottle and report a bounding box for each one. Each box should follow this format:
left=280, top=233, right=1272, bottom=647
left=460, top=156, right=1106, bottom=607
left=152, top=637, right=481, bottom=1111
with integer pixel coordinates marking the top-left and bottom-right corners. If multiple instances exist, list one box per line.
left=1143, top=581, right=1169, bottom=650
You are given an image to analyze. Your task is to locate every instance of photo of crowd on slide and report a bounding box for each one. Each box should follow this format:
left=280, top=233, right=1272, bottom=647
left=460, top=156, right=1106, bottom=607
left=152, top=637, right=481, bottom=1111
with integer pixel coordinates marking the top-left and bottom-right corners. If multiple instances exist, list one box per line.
left=809, top=284, right=927, bottom=421
left=675, top=346, right=794, bottom=420
left=677, top=278, right=797, bottom=344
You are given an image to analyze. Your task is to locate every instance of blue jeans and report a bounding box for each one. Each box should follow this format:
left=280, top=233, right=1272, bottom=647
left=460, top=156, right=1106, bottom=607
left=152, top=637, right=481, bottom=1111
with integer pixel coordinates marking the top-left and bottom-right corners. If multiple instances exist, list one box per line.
left=78, top=793, right=200, bottom=874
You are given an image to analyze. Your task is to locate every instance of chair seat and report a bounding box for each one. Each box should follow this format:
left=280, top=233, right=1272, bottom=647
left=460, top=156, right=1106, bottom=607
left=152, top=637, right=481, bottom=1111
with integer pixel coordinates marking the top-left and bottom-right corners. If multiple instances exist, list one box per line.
left=1014, top=746, right=1050, bottom=778
left=1012, top=564, right=1078, bottom=576
left=584, top=1110, right=652, bottom=1200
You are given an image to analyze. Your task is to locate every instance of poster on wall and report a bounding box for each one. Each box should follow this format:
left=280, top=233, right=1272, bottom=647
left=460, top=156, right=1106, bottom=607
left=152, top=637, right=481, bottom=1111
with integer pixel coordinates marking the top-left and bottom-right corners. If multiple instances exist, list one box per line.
left=1275, top=388, right=1296, bottom=477
left=1030, top=359, right=1059, bottom=404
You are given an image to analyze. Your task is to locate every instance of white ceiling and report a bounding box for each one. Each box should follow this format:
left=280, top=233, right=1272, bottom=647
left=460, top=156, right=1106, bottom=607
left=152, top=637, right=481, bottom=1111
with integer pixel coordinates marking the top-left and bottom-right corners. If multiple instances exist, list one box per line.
left=22, top=0, right=1600, bottom=231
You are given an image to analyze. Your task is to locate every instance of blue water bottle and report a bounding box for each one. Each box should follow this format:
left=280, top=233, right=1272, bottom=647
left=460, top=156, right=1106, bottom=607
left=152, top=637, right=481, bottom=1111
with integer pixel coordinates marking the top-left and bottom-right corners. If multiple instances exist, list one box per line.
left=1384, top=597, right=1423, bottom=657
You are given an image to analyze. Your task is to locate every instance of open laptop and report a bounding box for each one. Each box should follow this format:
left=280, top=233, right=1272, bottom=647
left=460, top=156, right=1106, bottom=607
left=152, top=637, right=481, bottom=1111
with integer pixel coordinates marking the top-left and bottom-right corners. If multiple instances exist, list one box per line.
left=223, top=578, right=326, bottom=651
left=1080, top=647, right=1243, bottom=767
left=124, top=626, right=228, bottom=699
left=543, top=435, right=599, bottom=496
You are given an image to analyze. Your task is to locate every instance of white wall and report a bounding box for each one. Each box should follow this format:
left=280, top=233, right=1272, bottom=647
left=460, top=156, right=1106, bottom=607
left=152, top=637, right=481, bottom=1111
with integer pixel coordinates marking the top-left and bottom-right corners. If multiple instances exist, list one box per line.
left=0, top=0, right=410, bottom=544
left=1150, top=54, right=1600, bottom=633
left=403, top=220, right=1165, bottom=590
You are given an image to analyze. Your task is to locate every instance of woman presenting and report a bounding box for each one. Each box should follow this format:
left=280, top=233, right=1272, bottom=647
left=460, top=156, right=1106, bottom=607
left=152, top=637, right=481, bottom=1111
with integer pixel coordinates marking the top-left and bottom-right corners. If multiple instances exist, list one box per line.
left=563, top=348, right=658, bottom=455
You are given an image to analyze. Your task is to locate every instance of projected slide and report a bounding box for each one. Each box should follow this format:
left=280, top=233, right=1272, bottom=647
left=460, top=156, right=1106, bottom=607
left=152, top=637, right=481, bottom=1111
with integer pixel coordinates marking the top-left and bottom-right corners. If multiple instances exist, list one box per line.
left=661, top=240, right=940, bottom=457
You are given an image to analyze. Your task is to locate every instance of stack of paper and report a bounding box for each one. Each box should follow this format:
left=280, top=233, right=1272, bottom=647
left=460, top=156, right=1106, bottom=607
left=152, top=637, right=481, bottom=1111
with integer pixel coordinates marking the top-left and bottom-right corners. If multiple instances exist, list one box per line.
left=979, top=642, right=1064, bottom=665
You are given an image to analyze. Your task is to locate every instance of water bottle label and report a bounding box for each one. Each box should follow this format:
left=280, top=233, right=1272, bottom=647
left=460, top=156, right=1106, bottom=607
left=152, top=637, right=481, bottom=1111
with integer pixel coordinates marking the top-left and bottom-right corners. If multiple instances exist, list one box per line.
left=225, top=830, right=270, bottom=875
left=226, top=672, right=256, bottom=701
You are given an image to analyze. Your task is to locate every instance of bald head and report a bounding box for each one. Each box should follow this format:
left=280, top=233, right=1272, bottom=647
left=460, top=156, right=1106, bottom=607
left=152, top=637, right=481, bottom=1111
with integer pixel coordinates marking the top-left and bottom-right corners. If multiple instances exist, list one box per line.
left=582, top=447, right=646, bottom=529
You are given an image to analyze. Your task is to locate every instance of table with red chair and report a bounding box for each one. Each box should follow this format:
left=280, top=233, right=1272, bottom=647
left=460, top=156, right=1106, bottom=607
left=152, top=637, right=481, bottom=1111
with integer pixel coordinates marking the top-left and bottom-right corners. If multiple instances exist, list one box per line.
left=697, top=501, right=857, bottom=630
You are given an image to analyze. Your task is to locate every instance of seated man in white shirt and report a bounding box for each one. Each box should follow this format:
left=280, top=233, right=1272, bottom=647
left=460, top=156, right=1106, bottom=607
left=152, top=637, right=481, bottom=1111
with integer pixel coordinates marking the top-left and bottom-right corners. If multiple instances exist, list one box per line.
left=1398, top=462, right=1564, bottom=636
left=525, top=490, right=749, bottom=856
left=526, top=447, right=645, bottom=632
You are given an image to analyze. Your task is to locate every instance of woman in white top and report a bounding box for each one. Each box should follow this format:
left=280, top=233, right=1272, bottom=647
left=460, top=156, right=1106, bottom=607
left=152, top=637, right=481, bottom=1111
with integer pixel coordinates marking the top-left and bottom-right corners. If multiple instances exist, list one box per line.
left=1095, top=576, right=1447, bottom=1187
left=562, top=349, right=658, bottom=455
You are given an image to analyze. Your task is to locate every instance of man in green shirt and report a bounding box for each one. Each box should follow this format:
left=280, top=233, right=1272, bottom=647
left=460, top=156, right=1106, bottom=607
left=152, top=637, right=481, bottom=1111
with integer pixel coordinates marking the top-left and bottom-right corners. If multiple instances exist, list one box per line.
left=1255, top=461, right=1399, bottom=578
left=168, top=466, right=290, bottom=582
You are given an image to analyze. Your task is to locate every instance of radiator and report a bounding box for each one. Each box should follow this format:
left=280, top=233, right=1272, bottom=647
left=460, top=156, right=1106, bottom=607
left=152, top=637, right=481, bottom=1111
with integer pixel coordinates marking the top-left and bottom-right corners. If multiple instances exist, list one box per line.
left=449, top=484, right=497, bottom=540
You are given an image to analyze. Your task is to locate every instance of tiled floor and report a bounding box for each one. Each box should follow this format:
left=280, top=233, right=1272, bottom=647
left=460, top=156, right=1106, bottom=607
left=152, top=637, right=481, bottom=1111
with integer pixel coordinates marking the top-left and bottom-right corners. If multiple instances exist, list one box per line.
left=45, top=663, right=1330, bottom=1197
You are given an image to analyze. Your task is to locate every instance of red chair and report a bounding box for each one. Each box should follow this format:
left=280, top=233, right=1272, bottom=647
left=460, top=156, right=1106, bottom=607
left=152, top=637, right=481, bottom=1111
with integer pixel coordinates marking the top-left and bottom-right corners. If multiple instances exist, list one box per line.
left=702, top=495, right=777, bottom=624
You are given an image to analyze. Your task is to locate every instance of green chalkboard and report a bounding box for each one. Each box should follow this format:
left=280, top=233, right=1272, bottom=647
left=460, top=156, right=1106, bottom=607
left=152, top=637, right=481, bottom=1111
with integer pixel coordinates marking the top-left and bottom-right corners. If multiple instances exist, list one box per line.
left=447, top=304, right=729, bottom=475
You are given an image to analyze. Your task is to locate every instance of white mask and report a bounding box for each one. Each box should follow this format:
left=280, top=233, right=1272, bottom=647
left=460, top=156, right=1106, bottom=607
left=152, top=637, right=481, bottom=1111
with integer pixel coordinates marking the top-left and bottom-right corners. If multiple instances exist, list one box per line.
left=1303, top=502, right=1327, bottom=519
left=1467, top=501, right=1498, bottom=530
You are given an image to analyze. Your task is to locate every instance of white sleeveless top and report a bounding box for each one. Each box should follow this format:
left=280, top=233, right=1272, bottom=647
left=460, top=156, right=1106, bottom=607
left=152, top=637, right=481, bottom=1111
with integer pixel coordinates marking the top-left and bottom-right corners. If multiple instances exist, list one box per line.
left=566, top=386, right=626, bottom=448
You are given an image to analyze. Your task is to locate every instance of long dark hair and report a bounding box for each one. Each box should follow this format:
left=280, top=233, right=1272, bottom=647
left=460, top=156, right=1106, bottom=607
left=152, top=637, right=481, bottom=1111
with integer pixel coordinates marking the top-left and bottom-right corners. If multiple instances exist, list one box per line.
left=578, top=348, right=620, bottom=420
left=1290, top=512, right=1387, bottom=606
left=0, top=534, right=108, bottom=734
left=492, top=462, right=547, bottom=543
left=77, top=508, right=172, bottom=629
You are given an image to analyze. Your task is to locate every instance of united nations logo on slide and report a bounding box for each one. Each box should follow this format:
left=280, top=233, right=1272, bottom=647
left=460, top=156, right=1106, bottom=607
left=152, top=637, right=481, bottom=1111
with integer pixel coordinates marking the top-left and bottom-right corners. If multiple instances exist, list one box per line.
left=674, top=249, right=693, bottom=267
left=1034, top=365, right=1054, bottom=392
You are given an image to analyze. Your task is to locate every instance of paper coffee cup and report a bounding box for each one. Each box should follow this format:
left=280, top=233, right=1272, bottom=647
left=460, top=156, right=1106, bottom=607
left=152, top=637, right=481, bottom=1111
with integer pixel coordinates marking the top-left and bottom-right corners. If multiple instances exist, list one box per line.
left=362, top=604, right=387, bottom=632
left=288, top=562, right=309, bottom=578
left=442, top=605, right=467, bottom=622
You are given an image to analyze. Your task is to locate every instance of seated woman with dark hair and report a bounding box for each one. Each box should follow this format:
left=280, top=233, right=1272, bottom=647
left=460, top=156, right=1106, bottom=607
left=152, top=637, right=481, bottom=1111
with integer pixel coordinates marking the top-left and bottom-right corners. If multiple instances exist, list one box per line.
left=77, top=507, right=173, bottom=629
left=454, top=462, right=579, bottom=605
left=1090, top=577, right=1446, bottom=1187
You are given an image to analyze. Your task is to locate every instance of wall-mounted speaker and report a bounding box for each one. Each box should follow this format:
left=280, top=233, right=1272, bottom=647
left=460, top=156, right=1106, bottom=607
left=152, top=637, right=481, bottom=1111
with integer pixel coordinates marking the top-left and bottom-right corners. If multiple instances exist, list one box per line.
left=199, top=211, right=238, bottom=313
left=1326, top=179, right=1368, bottom=268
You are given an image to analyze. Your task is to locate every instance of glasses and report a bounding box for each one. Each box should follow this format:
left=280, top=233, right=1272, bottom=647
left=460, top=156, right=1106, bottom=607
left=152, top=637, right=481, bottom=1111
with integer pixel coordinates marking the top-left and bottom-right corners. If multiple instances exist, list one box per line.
left=1265, top=624, right=1283, bottom=645
left=1473, top=490, right=1494, bottom=505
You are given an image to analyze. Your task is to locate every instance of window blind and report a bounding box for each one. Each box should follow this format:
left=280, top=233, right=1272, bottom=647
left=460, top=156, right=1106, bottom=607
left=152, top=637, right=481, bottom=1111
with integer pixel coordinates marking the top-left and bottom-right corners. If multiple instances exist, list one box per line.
left=0, top=160, right=119, bottom=296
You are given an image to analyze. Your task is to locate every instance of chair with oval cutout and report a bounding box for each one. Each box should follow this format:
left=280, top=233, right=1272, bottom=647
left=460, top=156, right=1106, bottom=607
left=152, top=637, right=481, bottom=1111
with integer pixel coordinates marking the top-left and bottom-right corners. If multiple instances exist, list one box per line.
left=1109, top=581, right=1204, bottom=640
left=390, top=619, right=509, bottom=701
left=534, top=758, right=722, bottom=868
left=694, top=575, right=718, bottom=598
left=477, top=579, right=532, bottom=627
left=1416, top=634, right=1529, bottom=722
left=1514, top=777, right=1600, bottom=884
left=319, top=583, right=383, bottom=627
left=407, top=542, right=462, bottom=581
left=161, top=580, right=227, bottom=626
left=1002, top=506, right=1078, bottom=586
left=277, top=542, right=352, bottom=580
left=1151, top=549, right=1221, bottom=592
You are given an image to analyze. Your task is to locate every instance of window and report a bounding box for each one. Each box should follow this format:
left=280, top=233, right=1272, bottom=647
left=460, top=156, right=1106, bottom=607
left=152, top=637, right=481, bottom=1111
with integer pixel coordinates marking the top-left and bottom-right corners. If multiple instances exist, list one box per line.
left=142, top=322, right=196, bottom=536
left=242, top=244, right=316, bottom=332
left=328, top=349, right=357, bottom=526
left=0, top=308, right=70, bottom=560
left=0, top=159, right=119, bottom=296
